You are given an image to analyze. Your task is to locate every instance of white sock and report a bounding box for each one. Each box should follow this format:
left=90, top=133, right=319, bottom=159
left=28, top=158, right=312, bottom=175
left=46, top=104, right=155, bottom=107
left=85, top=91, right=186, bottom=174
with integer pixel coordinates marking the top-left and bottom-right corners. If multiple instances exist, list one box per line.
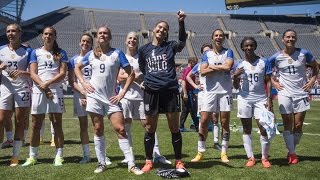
left=198, top=141, right=206, bottom=153
left=153, top=132, right=161, bottom=158
left=40, top=120, right=45, bottom=138
left=283, top=130, right=295, bottom=154
left=50, top=122, right=55, bottom=137
left=24, top=130, right=28, bottom=140
left=124, top=122, right=132, bottom=147
left=213, top=124, right=219, bottom=144
left=221, top=140, right=229, bottom=154
left=260, top=136, right=270, bottom=159
left=56, top=148, right=63, bottom=158
left=94, top=136, right=106, bottom=164
left=6, top=131, right=13, bottom=141
left=30, top=146, right=39, bottom=158
left=82, top=144, right=90, bottom=157
left=294, top=133, right=302, bottom=148
left=118, top=138, right=135, bottom=168
left=243, top=134, right=253, bottom=158
left=12, top=140, right=22, bottom=157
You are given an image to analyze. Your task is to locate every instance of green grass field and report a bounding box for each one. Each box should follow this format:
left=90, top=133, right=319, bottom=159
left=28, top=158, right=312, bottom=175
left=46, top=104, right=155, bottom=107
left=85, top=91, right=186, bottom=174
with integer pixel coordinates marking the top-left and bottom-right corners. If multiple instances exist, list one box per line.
left=0, top=99, right=320, bottom=180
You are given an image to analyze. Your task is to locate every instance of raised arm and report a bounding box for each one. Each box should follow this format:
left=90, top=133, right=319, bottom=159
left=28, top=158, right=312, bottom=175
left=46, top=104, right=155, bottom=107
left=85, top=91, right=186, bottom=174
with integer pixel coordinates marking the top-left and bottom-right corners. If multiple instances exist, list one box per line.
left=174, top=10, right=187, bottom=52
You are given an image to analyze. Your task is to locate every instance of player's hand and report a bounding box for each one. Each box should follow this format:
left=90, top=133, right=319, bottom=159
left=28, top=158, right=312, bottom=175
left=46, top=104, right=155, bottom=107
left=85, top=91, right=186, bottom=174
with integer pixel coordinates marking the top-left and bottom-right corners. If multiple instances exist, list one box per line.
left=197, top=84, right=204, bottom=91
left=0, top=63, right=7, bottom=71
left=38, top=82, right=50, bottom=91
left=45, top=89, right=53, bottom=100
left=272, top=81, right=284, bottom=91
left=233, top=67, right=244, bottom=78
left=80, top=98, right=87, bottom=106
left=177, top=10, right=186, bottom=22
left=109, top=93, right=124, bottom=104
left=8, top=70, right=20, bottom=80
left=82, top=81, right=95, bottom=93
left=80, top=89, right=87, bottom=97
left=303, top=81, right=314, bottom=92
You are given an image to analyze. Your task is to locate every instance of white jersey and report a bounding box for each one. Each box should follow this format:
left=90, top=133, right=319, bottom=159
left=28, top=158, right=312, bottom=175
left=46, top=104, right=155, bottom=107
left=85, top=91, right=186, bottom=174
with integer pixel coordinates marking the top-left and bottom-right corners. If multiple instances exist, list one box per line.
left=119, top=54, right=143, bottom=100
left=82, top=48, right=130, bottom=104
left=268, top=48, right=315, bottom=98
left=201, top=48, right=234, bottom=94
left=236, top=58, right=272, bottom=101
left=0, top=45, right=32, bottom=91
left=30, top=48, right=68, bottom=93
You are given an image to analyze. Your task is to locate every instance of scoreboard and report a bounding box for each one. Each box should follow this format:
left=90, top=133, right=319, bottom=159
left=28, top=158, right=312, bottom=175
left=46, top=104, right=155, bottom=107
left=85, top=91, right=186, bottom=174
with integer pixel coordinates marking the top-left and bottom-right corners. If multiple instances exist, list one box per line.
left=225, top=0, right=320, bottom=10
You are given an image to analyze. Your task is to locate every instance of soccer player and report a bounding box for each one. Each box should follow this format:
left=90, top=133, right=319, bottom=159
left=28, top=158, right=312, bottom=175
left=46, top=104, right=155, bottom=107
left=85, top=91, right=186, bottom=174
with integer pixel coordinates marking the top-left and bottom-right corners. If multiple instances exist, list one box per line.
left=74, top=25, right=143, bottom=175
left=138, top=10, right=187, bottom=172
left=118, top=31, right=171, bottom=165
left=194, top=29, right=234, bottom=163
left=0, top=23, right=32, bottom=166
left=269, top=29, right=318, bottom=164
left=233, top=37, right=273, bottom=168
left=22, top=26, right=67, bottom=167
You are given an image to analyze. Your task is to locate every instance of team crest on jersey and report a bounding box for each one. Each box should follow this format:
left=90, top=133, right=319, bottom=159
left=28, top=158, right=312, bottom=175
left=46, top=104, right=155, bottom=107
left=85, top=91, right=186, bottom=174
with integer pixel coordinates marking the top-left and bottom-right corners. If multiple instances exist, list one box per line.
left=47, top=54, right=52, bottom=59
left=10, top=54, right=15, bottom=59
left=145, top=104, right=149, bottom=111
left=287, top=58, right=293, bottom=64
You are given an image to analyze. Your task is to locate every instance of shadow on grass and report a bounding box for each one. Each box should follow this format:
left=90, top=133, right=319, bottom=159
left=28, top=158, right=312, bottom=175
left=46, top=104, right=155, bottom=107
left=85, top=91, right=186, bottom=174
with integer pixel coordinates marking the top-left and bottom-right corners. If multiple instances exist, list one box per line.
left=271, top=155, right=320, bottom=166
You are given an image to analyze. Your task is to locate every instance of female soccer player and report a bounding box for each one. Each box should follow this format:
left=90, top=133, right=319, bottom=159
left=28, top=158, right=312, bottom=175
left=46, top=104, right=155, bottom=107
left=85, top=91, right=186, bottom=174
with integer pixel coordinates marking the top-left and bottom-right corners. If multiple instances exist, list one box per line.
left=118, top=31, right=170, bottom=165
left=74, top=25, right=143, bottom=175
left=0, top=23, right=32, bottom=166
left=22, top=26, right=67, bottom=167
left=195, top=29, right=234, bottom=163
left=269, top=29, right=318, bottom=164
left=138, top=10, right=187, bottom=172
left=233, top=37, right=273, bottom=168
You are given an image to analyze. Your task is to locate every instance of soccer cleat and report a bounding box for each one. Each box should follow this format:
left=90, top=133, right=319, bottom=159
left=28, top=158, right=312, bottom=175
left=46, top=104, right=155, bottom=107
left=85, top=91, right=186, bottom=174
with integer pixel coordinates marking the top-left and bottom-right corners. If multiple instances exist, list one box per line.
left=245, top=157, right=256, bottom=167
left=154, top=155, right=172, bottom=165
left=2, top=139, right=14, bottom=148
left=213, top=143, right=222, bottom=151
left=175, top=160, right=186, bottom=170
left=261, top=158, right=271, bottom=168
left=105, top=157, right=112, bottom=166
left=141, top=160, right=153, bottom=173
left=191, top=152, right=203, bottom=162
left=10, top=157, right=19, bottom=167
left=94, top=163, right=107, bottom=173
left=79, top=156, right=91, bottom=164
left=39, top=138, right=44, bottom=145
left=53, top=157, right=64, bottom=166
left=288, top=153, right=299, bottom=164
left=21, top=157, right=37, bottom=167
left=221, top=153, right=230, bottom=163
left=121, top=158, right=128, bottom=164
left=129, top=166, right=144, bottom=175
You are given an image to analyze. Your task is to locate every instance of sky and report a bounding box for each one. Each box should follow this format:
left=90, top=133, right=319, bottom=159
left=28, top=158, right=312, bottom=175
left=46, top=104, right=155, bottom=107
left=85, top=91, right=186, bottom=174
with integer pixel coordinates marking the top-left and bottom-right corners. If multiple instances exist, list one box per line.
left=21, top=0, right=320, bottom=20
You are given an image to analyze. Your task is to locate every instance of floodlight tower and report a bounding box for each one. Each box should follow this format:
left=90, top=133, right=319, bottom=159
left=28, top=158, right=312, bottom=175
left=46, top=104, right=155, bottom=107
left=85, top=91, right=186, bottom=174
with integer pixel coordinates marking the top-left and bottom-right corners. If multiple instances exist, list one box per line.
left=0, top=0, right=26, bottom=23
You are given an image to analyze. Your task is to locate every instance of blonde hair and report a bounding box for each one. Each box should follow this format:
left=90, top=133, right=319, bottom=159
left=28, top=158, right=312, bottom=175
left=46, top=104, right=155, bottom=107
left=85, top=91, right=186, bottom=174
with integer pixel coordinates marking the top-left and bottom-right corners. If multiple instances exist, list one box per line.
left=94, top=25, right=112, bottom=58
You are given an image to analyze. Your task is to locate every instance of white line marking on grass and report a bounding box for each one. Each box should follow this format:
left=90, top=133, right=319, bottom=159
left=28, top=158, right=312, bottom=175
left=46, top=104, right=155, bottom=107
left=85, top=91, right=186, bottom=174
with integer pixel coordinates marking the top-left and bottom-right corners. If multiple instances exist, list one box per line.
left=304, top=133, right=320, bottom=136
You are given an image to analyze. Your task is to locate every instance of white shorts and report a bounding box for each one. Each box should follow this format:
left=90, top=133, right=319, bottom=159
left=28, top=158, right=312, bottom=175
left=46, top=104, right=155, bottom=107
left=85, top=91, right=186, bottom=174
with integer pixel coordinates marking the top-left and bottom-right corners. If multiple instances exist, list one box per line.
left=201, top=92, right=233, bottom=112
left=278, top=95, right=310, bottom=114
left=86, top=96, right=122, bottom=116
left=237, top=98, right=266, bottom=119
left=73, top=96, right=88, bottom=117
left=0, top=84, right=31, bottom=110
left=31, top=92, right=65, bottom=114
left=120, top=98, right=145, bottom=120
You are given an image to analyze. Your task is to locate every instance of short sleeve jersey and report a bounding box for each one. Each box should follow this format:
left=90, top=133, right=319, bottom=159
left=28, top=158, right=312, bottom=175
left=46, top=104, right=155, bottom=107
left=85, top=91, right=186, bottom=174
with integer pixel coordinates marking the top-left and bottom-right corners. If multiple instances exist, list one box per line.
left=0, top=45, right=32, bottom=90
left=119, top=54, right=143, bottom=100
left=201, top=48, right=234, bottom=94
left=29, top=48, right=68, bottom=93
left=138, top=41, right=184, bottom=91
left=236, top=57, right=272, bottom=101
left=68, top=55, right=92, bottom=83
left=268, top=48, right=314, bottom=98
left=82, top=48, right=129, bottom=104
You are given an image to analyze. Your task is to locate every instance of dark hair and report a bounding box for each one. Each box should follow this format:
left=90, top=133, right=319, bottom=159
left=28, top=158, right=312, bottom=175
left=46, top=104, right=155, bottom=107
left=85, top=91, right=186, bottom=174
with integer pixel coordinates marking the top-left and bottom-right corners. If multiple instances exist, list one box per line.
left=188, top=57, right=198, bottom=64
left=43, top=26, right=61, bottom=61
left=7, top=23, right=22, bottom=33
left=211, top=29, right=224, bottom=40
left=80, top=33, right=93, bottom=52
left=240, top=36, right=257, bottom=50
left=154, top=20, right=169, bottom=41
left=200, top=43, right=212, bottom=54
left=282, top=29, right=297, bottom=38
left=94, top=25, right=112, bottom=58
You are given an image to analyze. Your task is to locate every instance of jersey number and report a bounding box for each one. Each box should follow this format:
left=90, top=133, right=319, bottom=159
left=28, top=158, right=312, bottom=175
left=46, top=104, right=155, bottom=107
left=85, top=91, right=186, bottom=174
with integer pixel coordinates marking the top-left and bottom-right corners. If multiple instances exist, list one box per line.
left=7, top=61, right=18, bottom=70
left=45, top=61, right=53, bottom=69
left=248, top=73, right=259, bottom=83
left=83, top=66, right=92, bottom=76
left=100, top=64, right=105, bottom=73
left=288, top=65, right=296, bottom=75
left=226, top=96, right=233, bottom=105
left=21, top=92, right=30, bottom=102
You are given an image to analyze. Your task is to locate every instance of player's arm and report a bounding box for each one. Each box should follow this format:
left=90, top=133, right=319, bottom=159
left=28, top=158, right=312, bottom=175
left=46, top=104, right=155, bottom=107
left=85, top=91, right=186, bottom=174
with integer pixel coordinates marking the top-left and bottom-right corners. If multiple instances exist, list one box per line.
left=174, top=10, right=187, bottom=52
left=186, top=71, right=198, bottom=90
left=45, top=62, right=67, bottom=86
left=265, top=74, right=273, bottom=111
left=30, top=62, right=46, bottom=90
left=117, top=68, right=128, bottom=83
left=303, top=60, right=319, bottom=92
left=74, top=55, right=95, bottom=93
